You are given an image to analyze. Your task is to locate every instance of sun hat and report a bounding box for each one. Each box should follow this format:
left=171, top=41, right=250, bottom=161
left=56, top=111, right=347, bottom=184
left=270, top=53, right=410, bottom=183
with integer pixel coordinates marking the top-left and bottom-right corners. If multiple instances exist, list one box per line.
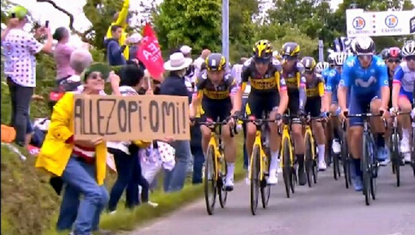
left=82, top=63, right=112, bottom=81
left=163, top=52, right=193, bottom=71
left=180, top=45, right=192, bottom=55
left=128, top=33, right=143, bottom=44
left=10, top=5, right=28, bottom=19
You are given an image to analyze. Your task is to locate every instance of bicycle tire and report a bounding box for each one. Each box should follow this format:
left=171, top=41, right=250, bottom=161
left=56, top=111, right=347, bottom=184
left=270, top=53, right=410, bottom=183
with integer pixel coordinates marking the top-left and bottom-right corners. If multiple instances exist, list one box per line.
left=333, top=149, right=340, bottom=181
left=250, top=145, right=261, bottom=215
left=362, top=134, right=371, bottom=206
left=204, top=145, right=217, bottom=215
left=261, top=154, right=271, bottom=208
left=218, top=155, right=228, bottom=208
left=369, top=136, right=377, bottom=201
left=391, top=132, right=401, bottom=187
left=282, top=137, right=291, bottom=198
left=341, top=132, right=350, bottom=189
left=304, top=132, right=313, bottom=188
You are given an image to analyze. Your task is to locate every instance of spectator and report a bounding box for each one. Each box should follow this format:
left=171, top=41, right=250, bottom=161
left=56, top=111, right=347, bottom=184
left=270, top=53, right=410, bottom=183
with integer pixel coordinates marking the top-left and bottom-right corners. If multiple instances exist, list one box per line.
left=193, top=49, right=211, bottom=78
left=36, top=63, right=119, bottom=235
left=105, top=0, right=130, bottom=59
left=160, top=52, right=193, bottom=192
left=232, top=57, right=249, bottom=169
left=53, top=27, right=75, bottom=84
left=2, top=5, right=53, bottom=147
left=180, top=45, right=196, bottom=85
left=189, top=94, right=204, bottom=184
left=105, top=25, right=126, bottom=66
left=127, top=33, right=146, bottom=71
left=107, top=64, right=152, bottom=213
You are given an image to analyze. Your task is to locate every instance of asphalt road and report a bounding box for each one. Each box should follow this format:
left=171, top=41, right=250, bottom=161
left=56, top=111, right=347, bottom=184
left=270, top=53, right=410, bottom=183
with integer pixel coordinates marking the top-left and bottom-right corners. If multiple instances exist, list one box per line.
left=132, top=165, right=415, bottom=235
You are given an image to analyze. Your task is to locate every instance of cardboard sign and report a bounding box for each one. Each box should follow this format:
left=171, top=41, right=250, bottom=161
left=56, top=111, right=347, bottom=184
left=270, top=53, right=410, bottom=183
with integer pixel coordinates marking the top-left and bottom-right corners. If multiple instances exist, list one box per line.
left=73, top=95, right=190, bottom=141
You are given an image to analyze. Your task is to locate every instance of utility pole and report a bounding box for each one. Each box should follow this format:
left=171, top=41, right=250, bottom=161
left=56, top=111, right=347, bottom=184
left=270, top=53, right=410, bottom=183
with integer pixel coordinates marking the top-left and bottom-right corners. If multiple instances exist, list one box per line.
left=222, top=0, right=229, bottom=61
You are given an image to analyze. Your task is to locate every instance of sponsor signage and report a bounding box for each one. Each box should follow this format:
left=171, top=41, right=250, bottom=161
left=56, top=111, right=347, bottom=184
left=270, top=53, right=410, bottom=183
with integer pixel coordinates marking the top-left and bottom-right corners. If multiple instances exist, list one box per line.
left=346, top=9, right=415, bottom=37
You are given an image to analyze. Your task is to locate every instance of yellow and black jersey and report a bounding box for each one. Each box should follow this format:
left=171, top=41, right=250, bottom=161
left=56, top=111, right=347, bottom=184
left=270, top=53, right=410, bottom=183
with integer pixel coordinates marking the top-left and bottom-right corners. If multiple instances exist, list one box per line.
left=240, top=57, right=286, bottom=93
left=282, top=61, right=305, bottom=91
left=305, top=73, right=325, bottom=98
left=193, top=71, right=239, bottom=100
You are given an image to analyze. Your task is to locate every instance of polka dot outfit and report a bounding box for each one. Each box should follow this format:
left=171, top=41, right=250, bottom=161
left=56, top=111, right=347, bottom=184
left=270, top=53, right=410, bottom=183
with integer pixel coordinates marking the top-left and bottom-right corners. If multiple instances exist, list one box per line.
left=2, top=29, right=43, bottom=87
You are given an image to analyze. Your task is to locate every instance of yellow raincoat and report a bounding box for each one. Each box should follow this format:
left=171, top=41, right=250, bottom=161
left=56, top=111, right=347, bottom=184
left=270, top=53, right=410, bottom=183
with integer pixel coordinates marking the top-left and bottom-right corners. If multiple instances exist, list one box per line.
left=35, top=93, right=108, bottom=185
left=106, top=0, right=130, bottom=60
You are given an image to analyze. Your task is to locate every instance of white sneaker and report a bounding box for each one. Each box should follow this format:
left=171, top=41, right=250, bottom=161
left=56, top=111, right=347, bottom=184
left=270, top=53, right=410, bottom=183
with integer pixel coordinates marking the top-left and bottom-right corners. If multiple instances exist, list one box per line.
left=147, top=201, right=159, bottom=208
left=332, top=140, right=341, bottom=154
left=225, top=178, right=235, bottom=191
left=403, top=153, right=411, bottom=163
left=245, top=171, right=250, bottom=185
left=400, top=139, right=410, bottom=154
left=267, top=169, right=278, bottom=185
left=318, top=161, right=327, bottom=171
left=277, top=159, right=282, bottom=173
left=109, top=210, right=117, bottom=215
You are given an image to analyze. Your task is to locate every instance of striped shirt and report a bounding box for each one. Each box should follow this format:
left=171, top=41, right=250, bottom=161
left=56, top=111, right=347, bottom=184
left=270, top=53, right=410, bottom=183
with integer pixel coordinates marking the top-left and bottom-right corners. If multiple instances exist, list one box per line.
left=231, top=64, right=250, bottom=98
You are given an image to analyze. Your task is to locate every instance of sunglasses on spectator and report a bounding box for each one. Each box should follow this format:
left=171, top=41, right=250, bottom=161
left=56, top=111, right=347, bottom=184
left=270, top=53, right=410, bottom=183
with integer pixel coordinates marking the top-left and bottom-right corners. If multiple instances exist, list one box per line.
left=387, top=59, right=401, bottom=63
left=405, top=56, right=415, bottom=61
left=87, top=72, right=104, bottom=80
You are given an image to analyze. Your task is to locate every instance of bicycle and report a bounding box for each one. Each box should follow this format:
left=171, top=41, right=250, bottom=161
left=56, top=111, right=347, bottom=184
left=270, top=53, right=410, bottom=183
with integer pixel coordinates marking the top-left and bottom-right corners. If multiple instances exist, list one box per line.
left=198, top=117, right=235, bottom=215
left=340, top=120, right=352, bottom=189
left=345, top=111, right=384, bottom=206
left=279, top=114, right=297, bottom=198
left=242, top=113, right=272, bottom=215
left=390, top=111, right=410, bottom=187
left=303, top=114, right=322, bottom=187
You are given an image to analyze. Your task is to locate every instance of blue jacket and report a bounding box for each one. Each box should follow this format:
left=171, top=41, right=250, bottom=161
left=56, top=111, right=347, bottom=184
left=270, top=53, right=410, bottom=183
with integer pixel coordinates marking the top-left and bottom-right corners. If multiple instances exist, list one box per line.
left=105, top=39, right=126, bottom=66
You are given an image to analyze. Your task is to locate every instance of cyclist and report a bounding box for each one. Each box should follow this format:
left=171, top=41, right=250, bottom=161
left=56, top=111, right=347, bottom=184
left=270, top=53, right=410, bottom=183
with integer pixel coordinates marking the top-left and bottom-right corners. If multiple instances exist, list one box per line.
left=391, top=41, right=415, bottom=163
left=338, top=36, right=390, bottom=191
left=321, top=54, right=335, bottom=83
left=280, top=42, right=307, bottom=185
left=301, top=57, right=327, bottom=170
left=239, top=40, right=289, bottom=185
left=315, top=61, right=330, bottom=75
left=189, top=53, right=241, bottom=191
left=324, top=52, right=348, bottom=155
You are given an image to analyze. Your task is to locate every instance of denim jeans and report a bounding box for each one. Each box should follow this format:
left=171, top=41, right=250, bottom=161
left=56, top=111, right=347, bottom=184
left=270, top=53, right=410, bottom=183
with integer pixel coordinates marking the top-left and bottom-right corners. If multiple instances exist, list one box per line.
left=7, top=77, right=34, bottom=146
left=56, top=184, right=79, bottom=231
left=60, top=156, right=109, bottom=235
left=163, top=140, right=191, bottom=192
left=242, top=97, right=249, bottom=169
left=191, top=146, right=204, bottom=184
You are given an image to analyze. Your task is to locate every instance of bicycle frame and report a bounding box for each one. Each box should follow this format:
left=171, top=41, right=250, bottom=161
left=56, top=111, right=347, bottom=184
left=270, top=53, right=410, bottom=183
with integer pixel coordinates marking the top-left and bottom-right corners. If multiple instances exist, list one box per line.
left=280, top=116, right=295, bottom=168
left=248, top=120, right=269, bottom=182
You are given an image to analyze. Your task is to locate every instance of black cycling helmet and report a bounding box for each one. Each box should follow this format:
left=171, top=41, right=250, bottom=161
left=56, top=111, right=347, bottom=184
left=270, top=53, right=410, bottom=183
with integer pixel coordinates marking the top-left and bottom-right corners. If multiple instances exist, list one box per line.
left=354, top=37, right=375, bottom=55
left=205, top=53, right=226, bottom=71
left=253, top=40, right=273, bottom=60
left=300, top=56, right=316, bottom=72
left=281, top=42, right=300, bottom=57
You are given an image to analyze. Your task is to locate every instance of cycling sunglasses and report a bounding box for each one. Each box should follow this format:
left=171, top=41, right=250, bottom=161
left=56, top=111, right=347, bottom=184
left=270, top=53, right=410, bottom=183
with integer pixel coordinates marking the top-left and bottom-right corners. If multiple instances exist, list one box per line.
left=357, top=55, right=373, bottom=61
left=254, top=57, right=271, bottom=64
left=405, top=55, right=415, bottom=61
left=387, top=58, right=401, bottom=63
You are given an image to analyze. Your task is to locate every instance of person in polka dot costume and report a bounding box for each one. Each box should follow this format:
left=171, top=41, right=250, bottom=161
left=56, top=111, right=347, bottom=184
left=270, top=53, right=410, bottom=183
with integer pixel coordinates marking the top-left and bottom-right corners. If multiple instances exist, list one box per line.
left=2, top=5, right=53, bottom=146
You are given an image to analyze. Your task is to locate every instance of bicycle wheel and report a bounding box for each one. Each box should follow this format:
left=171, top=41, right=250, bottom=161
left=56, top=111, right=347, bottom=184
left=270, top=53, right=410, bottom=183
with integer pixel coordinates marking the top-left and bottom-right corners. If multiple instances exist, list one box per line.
left=250, top=145, right=261, bottom=215
left=282, top=137, right=292, bottom=198
left=204, top=144, right=217, bottom=215
left=218, top=155, right=228, bottom=208
left=362, top=134, right=371, bottom=206
left=304, top=131, right=313, bottom=188
left=391, top=132, right=401, bottom=187
left=369, top=138, right=377, bottom=201
left=341, top=132, right=350, bottom=189
left=333, top=149, right=340, bottom=181
left=261, top=154, right=271, bottom=208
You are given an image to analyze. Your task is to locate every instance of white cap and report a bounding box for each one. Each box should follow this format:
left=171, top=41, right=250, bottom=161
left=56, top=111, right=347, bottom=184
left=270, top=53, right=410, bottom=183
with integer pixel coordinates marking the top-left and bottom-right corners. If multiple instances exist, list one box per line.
left=128, top=33, right=143, bottom=43
left=180, top=45, right=192, bottom=54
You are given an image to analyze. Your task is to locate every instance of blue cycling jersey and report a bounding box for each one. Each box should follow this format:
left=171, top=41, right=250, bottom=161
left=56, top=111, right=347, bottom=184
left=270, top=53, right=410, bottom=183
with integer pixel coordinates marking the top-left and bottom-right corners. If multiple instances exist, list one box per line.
left=321, top=67, right=333, bottom=83
left=340, top=55, right=389, bottom=95
left=324, top=69, right=341, bottom=93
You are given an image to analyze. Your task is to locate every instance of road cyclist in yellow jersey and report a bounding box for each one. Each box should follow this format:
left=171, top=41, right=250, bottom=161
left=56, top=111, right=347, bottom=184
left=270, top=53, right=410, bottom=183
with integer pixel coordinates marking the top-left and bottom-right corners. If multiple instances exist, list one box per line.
left=280, top=42, right=308, bottom=186
left=300, top=56, right=328, bottom=172
left=239, top=40, right=289, bottom=185
left=189, top=53, right=241, bottom=191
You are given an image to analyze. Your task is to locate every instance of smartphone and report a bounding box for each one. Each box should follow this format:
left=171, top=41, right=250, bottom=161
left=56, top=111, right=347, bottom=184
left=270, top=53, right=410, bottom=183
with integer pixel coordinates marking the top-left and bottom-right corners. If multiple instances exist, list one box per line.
left=11, top=13, right=16, bottom=18
left=45, top=20, right=49, bottom=28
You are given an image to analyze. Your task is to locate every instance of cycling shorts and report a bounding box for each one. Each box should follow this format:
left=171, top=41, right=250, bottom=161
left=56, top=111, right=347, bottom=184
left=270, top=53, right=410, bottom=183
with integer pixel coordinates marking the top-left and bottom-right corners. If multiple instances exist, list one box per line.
left=348, top=91, right=379, bottom=127
left=246, top=92, right=280, bottom=118
left=288, top=90, right=299, bottom=116
left=305, top=97, right=321, bottom=117
left=201, top=99, right=232, bottom=122
left=399, top=90, right=413, bottom=103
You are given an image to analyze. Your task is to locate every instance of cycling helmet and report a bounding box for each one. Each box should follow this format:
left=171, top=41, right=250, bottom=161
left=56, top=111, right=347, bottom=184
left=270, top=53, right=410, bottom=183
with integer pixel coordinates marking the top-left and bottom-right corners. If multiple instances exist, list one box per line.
left=253, top=40, right=273, bottom=60
left=354, top=36, right=375, bottom=55
left=281, top=42, right=300, bottom=57
left=401, top=41, right=415, bottom=57
left=333, top=52, right=348, bottom=66
left=327, top=53, right=336, bottom=65
left=349, top=38, right=357, bottom=55
left=205, top=53, right=226, bottom=71
left=379, top=48, right=389, bottom=60
left=315, top=62, right=330, bottom=73
left=386, top=47, right=402, bottom=59
left=300, top=57, right=316, bottom=72
left=273, top=50, right=282, bottom=60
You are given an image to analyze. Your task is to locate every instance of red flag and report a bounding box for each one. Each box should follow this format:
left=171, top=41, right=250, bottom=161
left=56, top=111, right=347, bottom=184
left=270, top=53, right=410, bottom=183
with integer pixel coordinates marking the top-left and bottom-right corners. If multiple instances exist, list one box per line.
left=137, top=23, right=164, bottom=80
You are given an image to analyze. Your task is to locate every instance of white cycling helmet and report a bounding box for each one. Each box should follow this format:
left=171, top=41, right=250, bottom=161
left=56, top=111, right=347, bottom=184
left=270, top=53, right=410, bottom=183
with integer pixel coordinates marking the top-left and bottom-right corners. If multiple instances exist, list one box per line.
left=333, top=52, right=348, bottom=66
left=315, top=62, right=330, bottom=73
left=401, top=41, right=415, bottom=57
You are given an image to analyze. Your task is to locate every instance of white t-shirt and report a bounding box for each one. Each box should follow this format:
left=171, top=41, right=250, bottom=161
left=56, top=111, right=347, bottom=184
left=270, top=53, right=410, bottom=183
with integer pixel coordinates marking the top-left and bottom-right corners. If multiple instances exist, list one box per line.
left=2, top=29, right=43, bottom=87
